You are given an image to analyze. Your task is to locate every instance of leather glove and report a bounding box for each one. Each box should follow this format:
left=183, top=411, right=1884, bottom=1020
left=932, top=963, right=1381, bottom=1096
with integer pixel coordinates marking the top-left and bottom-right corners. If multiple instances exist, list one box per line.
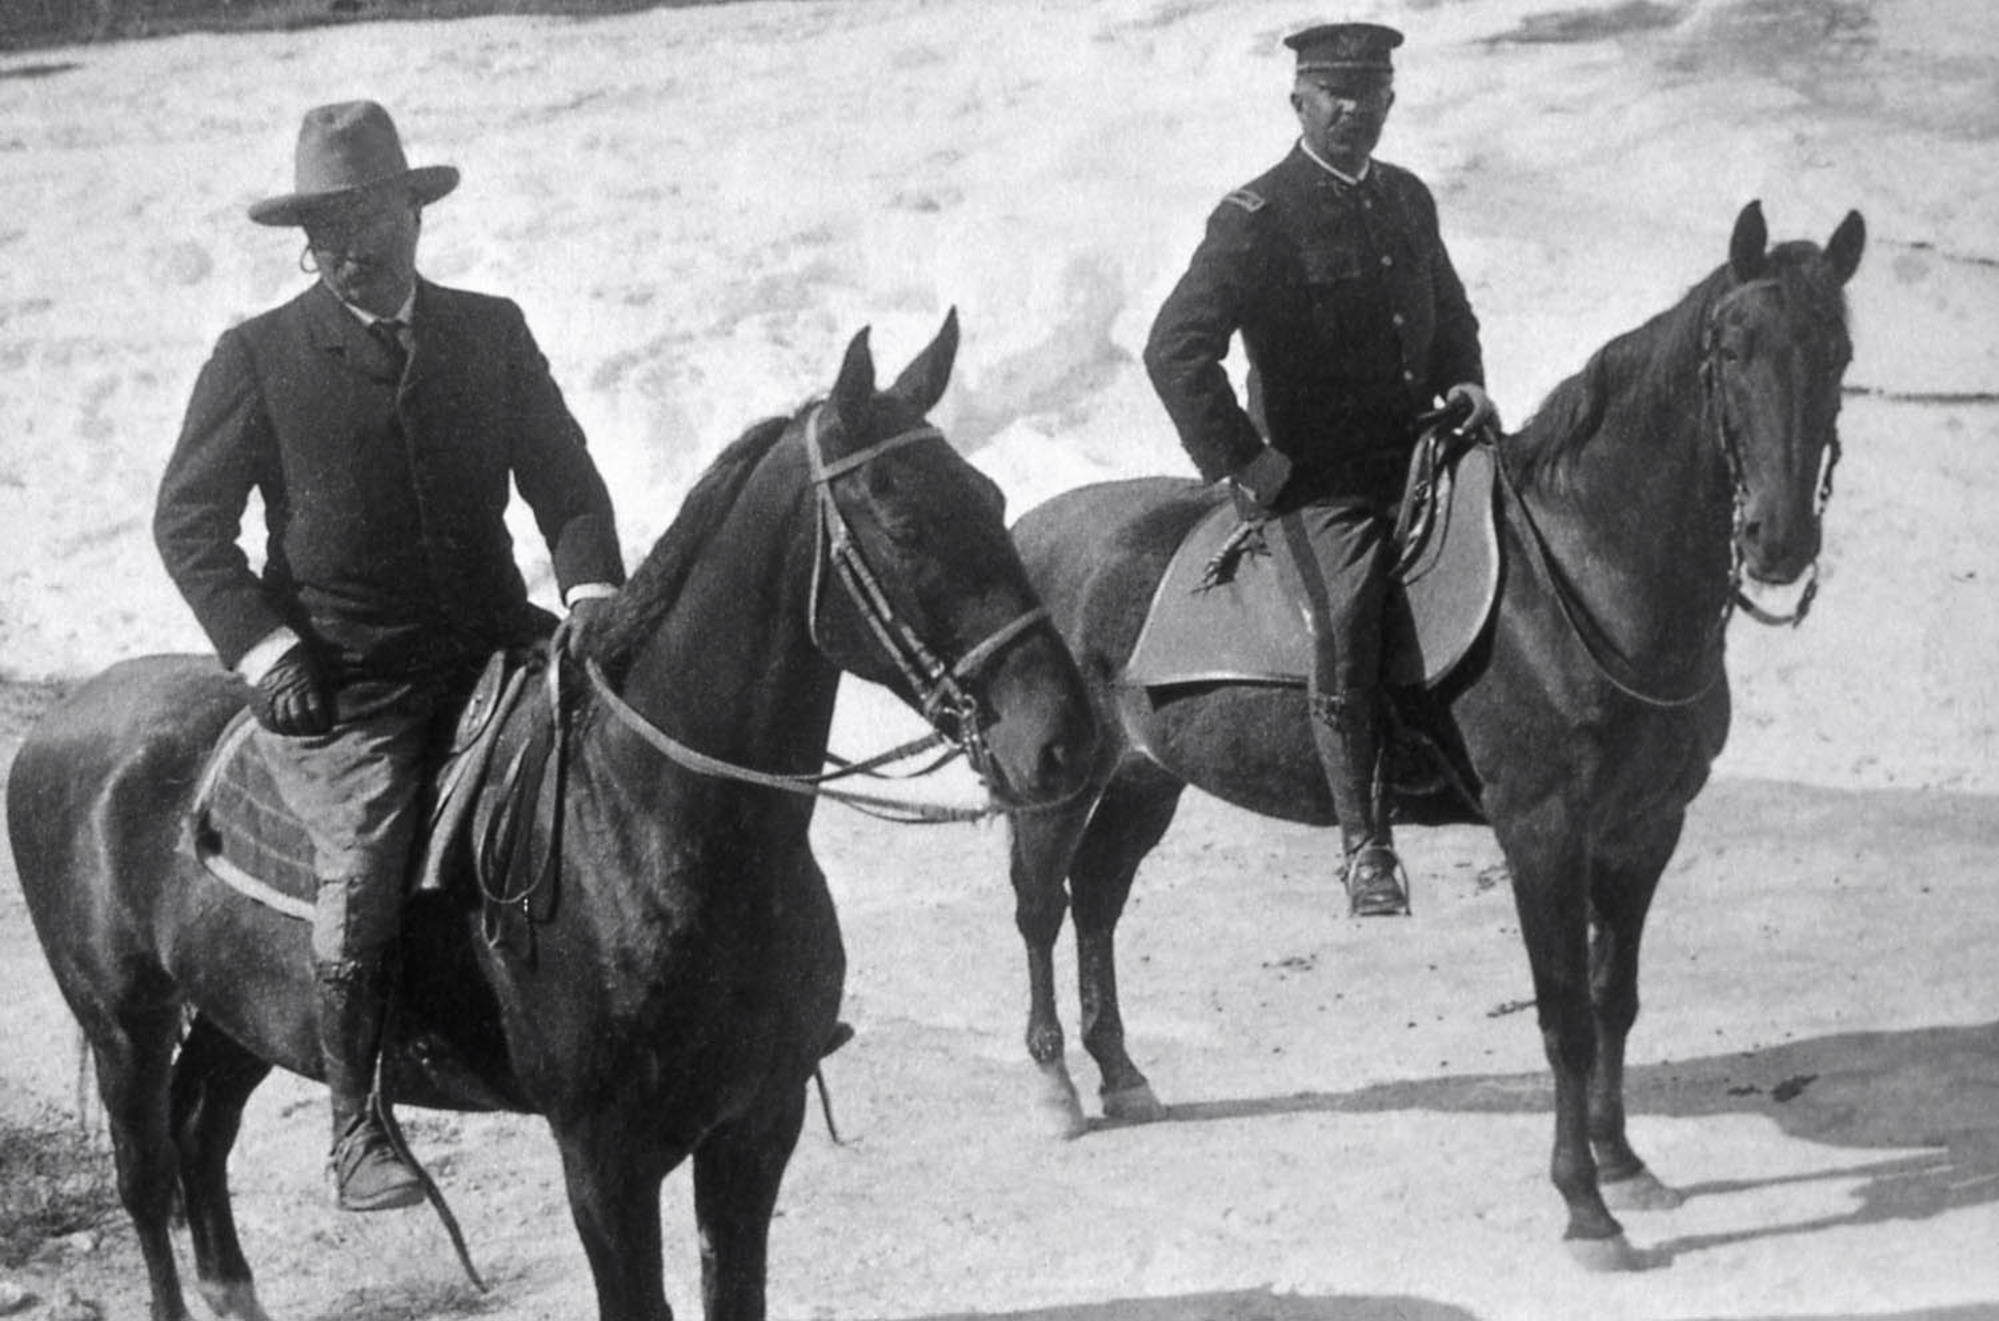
left=1444, top=382, right=1501, bottom=433
left=563, top=593, right=616, bottom=656
left=250, top=643, right=332, bottom=737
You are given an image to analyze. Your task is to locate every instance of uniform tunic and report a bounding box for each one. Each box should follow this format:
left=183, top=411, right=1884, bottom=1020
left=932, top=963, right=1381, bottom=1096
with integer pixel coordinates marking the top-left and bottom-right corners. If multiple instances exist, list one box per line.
left=1145, top=144, right=1483, bottom=506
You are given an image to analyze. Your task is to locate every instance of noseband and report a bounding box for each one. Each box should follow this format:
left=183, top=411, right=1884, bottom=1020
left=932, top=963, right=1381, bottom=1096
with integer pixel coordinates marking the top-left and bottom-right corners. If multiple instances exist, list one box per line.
left=1701, top=276, right=1842, bottom=627
left=804, top=405, right=1050, bottom=781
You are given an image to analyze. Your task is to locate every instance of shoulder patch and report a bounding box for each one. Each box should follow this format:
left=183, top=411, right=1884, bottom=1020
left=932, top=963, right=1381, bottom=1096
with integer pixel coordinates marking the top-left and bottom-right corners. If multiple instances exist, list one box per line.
left=1223, top=188, right=1267, bottom=214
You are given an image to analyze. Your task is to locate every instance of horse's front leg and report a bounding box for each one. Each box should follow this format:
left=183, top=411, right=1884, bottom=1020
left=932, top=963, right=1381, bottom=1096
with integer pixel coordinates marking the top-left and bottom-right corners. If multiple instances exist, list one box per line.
left=1588, top=818, right=1686, bottom=1213
left=1069, top=767, right=1182, bottom=1124
left=1501, top=821, right=1643, bottom=1271
left=554, top=1112, right=676, bottom=1321
left=692, top=1084, right=809, bottom=1321
left=1010, top=797, right=1093, bottom=1138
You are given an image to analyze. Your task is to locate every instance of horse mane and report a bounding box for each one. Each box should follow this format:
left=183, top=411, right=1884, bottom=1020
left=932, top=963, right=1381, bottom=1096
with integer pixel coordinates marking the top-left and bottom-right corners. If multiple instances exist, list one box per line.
left=1506, top=240, right=1848, bottom=490
left=584, top=408, right=801, bottom=683
left=1505, top=266, right=1728, bottom=488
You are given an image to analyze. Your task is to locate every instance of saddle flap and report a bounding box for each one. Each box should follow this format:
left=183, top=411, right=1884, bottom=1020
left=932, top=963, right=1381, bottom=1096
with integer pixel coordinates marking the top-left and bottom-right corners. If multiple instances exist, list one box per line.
left=1123, top=441, right=1499, bottom=692
left=188, top=647, right=554, bottom=917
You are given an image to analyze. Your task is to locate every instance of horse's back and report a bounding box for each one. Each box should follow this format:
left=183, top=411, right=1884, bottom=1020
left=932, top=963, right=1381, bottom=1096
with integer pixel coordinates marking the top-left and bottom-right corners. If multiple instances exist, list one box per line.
left=8, top=655, right=242, bottom=944
left=1013, top=477, right=1214, bottom=669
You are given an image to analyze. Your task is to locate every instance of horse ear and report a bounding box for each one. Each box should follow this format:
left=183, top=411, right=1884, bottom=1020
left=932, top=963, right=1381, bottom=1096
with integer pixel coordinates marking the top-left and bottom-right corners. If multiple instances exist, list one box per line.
left=1825, top=209, right=1866, bottom=286
left=1729, top=200, right=1768, bottom=282
left=885, top=306, right=960, bottom=418
left=830, top=326, right=877, bottom=437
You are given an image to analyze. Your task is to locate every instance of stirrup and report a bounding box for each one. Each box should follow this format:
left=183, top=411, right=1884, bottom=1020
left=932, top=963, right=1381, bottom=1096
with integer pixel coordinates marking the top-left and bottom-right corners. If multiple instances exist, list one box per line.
left=1343, top=844, right=1410, bottom=918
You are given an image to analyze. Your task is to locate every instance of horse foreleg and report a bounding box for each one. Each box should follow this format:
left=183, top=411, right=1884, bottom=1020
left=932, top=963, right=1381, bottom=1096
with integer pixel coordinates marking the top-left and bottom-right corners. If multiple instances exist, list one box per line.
left=555, top=1115, right=674, bottom=1321
left=692, top=1086, right=808, bottom=1321
left=1070, top=766, right=1182, bottom=1124
left=1588, top=826, right=1684, bottom=1213
left=169, top=1016, right=275, bottom=1321
left=87, top=1003, right=193, bottom=1321
left=1503, top=827, right=1642, bottom=1271
left=1010, top=797, right=1092, bottom=1139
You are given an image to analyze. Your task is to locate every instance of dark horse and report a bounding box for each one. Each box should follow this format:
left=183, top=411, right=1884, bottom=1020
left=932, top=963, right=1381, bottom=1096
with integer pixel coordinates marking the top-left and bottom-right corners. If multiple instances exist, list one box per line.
left=1005, top=203, right=1865, bottom=1269
left=7, top=312, right=1098, bottom=1321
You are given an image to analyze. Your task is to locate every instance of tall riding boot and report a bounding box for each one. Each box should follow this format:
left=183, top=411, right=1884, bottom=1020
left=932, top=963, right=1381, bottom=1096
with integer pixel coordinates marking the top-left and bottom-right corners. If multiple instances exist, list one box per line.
left=1309, top=689, right=1410, bottom=917
left=315, top=958, right=424, bottom=1211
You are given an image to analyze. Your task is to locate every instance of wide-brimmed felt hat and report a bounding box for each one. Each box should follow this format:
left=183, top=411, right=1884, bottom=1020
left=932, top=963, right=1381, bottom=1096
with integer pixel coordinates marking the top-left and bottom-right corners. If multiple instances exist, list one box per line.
left=248, top=100, right=459, bottom=227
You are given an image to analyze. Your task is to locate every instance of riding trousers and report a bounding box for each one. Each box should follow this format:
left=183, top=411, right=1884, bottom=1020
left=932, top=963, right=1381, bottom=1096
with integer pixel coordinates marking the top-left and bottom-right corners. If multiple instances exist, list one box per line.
left=1270, top=495, right=1396, bottom=705
left=257, top=671, right=472, bottom=967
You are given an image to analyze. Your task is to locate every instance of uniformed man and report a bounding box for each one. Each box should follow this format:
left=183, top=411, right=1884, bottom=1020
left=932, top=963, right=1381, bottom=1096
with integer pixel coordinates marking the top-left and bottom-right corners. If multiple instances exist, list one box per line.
left=155, top=101, right=625, bottom=1210
left=1143, top=22, right=1498, bottom=917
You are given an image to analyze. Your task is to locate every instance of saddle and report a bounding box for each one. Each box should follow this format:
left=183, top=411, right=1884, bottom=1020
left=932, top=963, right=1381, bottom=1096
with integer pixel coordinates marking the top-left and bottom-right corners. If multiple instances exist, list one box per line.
left=187, top=646, right=565, bottom=936
left=1123, top=430, right=1499, bottom=691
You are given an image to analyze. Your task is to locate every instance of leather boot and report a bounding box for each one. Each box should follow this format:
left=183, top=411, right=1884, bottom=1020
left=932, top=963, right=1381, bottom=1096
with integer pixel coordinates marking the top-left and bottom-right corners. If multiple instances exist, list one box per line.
left=1309, top=690, right=1410, bottom=917
left=315, top=958, right=424, bottom=1211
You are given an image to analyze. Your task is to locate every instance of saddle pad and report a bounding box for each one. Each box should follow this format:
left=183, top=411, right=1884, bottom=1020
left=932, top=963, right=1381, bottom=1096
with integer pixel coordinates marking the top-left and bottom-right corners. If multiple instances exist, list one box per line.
left=187, top=649, right=546, bottom=918
left=1123, top=442, right=1498, bottom=690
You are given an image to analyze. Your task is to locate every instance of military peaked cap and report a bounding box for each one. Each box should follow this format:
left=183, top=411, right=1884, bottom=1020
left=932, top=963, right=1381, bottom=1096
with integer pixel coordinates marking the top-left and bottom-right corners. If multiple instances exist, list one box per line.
left=1284, top=22, right=1403, bottom=75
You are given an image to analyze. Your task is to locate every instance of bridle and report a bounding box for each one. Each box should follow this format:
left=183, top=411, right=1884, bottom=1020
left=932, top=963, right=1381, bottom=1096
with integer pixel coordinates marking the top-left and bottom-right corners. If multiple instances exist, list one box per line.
left=1498, top=273, right=1843, bottom=709
left=583, top=403, right=1051, bottom=818
left=802, top=405, right=1050, bottom=781
left=1702, top=274, right=1842, bottom=628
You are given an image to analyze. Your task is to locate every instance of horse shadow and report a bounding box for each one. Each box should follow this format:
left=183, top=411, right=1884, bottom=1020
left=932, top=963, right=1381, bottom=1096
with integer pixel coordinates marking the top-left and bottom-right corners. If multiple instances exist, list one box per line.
left=852, top=1290, right=1477, bottom=1321
left=1150, top=1020, right=1999, bottom=1266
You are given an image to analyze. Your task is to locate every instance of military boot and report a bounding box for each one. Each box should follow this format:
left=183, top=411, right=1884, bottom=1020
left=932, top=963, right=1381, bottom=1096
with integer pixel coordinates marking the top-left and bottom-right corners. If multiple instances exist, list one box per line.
left=316, top=958, right=424, bottom=1212
left=1309, top=690, right=1410, bottom=917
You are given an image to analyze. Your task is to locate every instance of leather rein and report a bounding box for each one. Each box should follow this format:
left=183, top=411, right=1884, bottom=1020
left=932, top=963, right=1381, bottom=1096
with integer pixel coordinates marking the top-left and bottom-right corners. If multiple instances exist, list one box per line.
left=583, top=404, right=1050, bottom=823
left=1499, top=275, right=1841, bottom=708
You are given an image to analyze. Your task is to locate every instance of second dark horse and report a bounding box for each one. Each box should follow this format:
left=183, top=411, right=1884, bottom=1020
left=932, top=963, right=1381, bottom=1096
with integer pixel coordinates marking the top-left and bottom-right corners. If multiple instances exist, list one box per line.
left=1005, top=203, right=1865, bottom=1269
left=7, top=312, right=1099, bottom=1321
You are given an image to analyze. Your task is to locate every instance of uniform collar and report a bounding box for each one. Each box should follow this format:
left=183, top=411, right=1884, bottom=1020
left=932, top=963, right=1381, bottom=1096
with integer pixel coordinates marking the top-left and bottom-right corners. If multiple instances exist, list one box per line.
left=1297, top=138, right=1371, bottom=186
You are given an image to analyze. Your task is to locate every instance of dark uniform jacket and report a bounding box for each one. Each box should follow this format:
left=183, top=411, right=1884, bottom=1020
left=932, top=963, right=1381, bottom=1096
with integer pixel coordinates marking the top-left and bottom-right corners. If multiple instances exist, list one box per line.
left=155, top=278, right=625, bottom=679
left=1145, top=144, right=1483, bottom=503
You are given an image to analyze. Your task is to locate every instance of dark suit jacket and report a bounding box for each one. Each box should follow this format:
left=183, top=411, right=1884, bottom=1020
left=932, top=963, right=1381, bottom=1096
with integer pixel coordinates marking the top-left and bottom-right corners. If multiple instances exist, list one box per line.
left=155, top=279, right=625, bottom=677
left=1145, top=146, right=1483, bottom=502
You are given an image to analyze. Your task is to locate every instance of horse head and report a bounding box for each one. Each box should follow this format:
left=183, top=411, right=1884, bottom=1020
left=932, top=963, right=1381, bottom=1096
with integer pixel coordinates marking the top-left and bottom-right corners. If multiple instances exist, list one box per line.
left=807, top=309, right=1099, bottom=807
left=1709, top=200, right=1866, bottom=591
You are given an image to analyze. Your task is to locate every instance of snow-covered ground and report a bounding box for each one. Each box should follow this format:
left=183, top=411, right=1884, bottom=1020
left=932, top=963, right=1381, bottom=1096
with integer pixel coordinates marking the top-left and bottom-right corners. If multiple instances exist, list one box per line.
left=2, top=0, right=1995, bottom=794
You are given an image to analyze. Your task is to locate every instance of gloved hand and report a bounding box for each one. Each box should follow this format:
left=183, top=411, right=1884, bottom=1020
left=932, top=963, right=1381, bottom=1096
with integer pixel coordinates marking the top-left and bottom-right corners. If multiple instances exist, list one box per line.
left=1444, top=382, right=1501, bottom=433
left=250, top=643, right=332, bottom=737
left=562, top=593, right=616, bottom=657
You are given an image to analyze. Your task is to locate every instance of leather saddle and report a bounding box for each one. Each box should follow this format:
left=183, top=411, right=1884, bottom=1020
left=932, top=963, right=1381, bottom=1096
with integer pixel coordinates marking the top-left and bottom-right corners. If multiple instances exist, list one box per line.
left=187, top=646, right=563, bottom=930
left=1124, top=433, right=1499, bottom=692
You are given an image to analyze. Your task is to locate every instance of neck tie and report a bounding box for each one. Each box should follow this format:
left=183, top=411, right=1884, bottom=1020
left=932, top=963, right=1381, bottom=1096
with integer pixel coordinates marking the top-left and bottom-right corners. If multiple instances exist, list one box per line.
left=370, top=318, right=410, bottom=374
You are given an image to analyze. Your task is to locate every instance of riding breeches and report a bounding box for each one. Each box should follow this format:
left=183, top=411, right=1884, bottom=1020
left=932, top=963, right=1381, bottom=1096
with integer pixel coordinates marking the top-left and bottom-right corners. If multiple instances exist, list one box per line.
left=256, top=675, right=465, bottom=967
left=1270, top=496, right=1396, bottom=703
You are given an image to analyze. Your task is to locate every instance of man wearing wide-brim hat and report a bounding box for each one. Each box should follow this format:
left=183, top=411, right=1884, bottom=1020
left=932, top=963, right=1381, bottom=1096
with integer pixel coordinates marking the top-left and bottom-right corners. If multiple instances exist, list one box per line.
left=155, top=99, right=626, bottom=1212
left=1143, top=23, right=1500, bottom=921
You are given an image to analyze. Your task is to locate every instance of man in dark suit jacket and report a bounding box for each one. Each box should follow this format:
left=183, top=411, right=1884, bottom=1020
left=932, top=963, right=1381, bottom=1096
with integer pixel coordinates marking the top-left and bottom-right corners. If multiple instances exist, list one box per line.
left=154, top=101, right=625, bottom=1211
left=1145, top=24, right=1499, bottom=919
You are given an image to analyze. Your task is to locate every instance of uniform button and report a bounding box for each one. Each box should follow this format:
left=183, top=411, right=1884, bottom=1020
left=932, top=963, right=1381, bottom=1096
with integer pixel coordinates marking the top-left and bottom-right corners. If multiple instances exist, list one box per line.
left=1380, top=254, right=1394, bottom=267
left=1403, top=370, right=1416, bottom=381
left=1392, top=313, right=1405, bottom=327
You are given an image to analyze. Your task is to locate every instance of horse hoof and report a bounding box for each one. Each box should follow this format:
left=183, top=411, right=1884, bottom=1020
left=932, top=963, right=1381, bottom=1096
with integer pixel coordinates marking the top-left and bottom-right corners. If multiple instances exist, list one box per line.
left=1032, top=1062, right=1089, bottom=1140
left=197, top=1279, right=275, bottom=1321
left=1565, top=1233, right=1654, bottom=1273
left=1602, top=1168, right=1685, bottom=1212
left=1101, top=1081, right=1167, bottom=1124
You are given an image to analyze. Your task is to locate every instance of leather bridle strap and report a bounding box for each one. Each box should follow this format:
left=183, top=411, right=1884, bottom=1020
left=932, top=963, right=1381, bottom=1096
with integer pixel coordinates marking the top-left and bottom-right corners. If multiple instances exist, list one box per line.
left=804, top=406, right=1050, bottom=761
